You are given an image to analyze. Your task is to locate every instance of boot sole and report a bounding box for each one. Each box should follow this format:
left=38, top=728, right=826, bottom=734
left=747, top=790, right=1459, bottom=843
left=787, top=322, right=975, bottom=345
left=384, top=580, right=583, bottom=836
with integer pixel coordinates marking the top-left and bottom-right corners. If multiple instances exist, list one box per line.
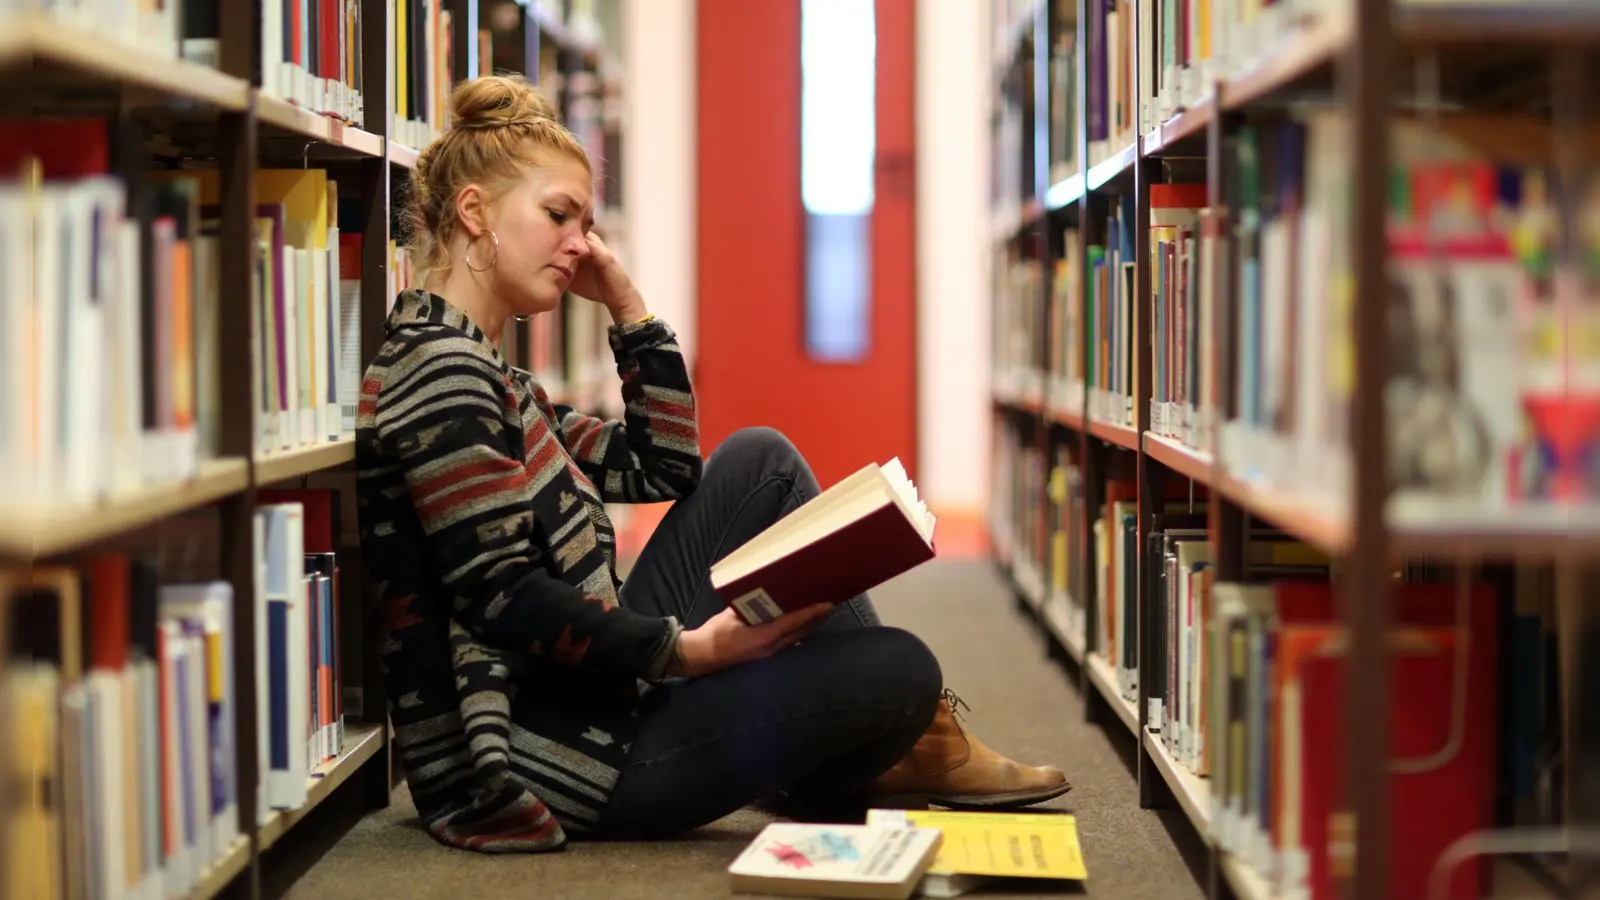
left=922, top=782, right=1074, bottom=811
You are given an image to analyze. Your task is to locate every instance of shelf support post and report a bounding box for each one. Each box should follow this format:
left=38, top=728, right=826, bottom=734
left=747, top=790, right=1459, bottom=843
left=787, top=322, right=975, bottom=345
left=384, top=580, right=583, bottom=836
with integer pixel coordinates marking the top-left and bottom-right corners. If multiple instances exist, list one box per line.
left=1343, top=0, right=1395, bottom=894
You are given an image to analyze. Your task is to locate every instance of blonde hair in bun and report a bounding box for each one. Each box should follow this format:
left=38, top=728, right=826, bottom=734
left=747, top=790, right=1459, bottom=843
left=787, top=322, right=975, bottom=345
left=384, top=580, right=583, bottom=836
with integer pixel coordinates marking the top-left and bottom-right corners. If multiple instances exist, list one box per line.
left=408, top=73, right=591, bottom=280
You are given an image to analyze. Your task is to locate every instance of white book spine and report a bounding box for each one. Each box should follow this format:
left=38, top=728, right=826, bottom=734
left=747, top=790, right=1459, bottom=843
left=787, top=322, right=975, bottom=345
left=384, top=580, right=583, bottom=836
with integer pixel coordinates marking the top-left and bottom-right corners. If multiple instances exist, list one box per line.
left=279, top=245, right=297, bottom=450
left=310, top=247, right=330, bottom=443
left=324, top=233, right=342, bottom=440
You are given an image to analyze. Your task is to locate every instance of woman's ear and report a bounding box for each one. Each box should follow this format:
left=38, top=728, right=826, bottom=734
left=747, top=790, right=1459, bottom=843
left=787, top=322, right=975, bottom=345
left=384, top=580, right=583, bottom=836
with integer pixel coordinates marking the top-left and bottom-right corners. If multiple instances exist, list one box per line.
left=455, top=183, right=488, bottom=238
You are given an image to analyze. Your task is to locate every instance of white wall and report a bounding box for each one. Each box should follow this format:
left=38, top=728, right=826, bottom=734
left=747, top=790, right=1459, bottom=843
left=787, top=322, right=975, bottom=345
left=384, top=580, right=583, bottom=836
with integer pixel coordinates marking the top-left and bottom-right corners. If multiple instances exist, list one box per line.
left=619, top=0, right=991, bottom=513
left=915, top=0, right=991, bottom=514
left=621, top=0, right=697, bottom=364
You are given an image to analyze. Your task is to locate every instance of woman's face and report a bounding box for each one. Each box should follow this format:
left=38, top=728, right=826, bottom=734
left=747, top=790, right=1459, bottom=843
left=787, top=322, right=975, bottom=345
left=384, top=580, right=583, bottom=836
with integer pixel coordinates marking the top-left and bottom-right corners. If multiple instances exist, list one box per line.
left=484, top=153, right=594, bottom=316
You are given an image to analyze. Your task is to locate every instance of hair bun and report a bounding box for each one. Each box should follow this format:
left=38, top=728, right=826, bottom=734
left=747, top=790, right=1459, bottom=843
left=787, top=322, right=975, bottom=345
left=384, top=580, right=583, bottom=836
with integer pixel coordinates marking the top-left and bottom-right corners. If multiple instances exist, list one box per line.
left=450, top=74, right=557, bottom=130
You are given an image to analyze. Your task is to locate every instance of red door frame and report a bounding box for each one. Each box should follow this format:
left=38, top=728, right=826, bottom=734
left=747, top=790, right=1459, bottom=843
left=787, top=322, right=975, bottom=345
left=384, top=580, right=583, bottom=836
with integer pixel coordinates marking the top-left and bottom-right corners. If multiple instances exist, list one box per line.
left=694, top=0, right=918, bottom=491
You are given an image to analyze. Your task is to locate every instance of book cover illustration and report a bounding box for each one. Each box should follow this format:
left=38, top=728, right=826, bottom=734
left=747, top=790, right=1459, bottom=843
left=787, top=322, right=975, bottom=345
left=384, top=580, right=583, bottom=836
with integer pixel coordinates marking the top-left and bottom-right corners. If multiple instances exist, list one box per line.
left=728, top=822, right=942, bottom=899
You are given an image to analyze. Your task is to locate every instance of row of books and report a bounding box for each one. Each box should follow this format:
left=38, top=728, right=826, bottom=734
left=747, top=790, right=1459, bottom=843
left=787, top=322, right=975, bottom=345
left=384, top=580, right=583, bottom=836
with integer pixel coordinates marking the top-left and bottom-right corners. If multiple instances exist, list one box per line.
left=2, top=0, right=446, bottom=148
left=1076, top=0, right=1543, bottom=169
left=257, top=0, right=368, bottom=126
left=0, top=153, right=623, bottom=518
left=253, top=492, right=350, bottom=812
left=0, top=118, right=365, bottom=512
left=990, top=73, right=1033, bottom=239
left=1088, top=199, right=1137, bottom=429
left=388, top=0, right=493, bottom=151
left=1199, top=110, right=1598, bottom=520
left=1046, top=3, right=1079, bottom=186
left=1146, top=560, right=1512, bottom=900
left=992, top=248, right=1046, bottom=399
left=0, top=120, right=222, bottom=513
left=2, top=491, right=348, bottom=900
left=1009, top=107, right=1600, bottom=524
left=4, top=563, right=239, bottom=900
left=989, top=432, right=1573, bottom=899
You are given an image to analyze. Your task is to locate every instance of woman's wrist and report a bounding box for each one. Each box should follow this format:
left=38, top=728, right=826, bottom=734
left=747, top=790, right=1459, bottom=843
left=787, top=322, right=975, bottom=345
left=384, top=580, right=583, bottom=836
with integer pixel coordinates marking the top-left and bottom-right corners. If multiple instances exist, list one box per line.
left=668, top=628, right=709, bottom=678
left=606, top=290, right=650, bottom=326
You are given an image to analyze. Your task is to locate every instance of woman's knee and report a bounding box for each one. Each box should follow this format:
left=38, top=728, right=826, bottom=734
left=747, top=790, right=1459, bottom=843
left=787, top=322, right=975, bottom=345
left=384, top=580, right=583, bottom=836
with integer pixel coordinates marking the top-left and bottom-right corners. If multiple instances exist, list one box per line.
left=852, top=627, right=943, bottom=724
left=710, top=426, right=804, bottom=469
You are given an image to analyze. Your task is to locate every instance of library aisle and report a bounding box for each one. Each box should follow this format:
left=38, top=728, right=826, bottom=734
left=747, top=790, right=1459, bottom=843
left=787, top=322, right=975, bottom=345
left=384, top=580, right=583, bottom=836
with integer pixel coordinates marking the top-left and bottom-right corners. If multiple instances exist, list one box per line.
left=276, top=558, right=1207, bottom=899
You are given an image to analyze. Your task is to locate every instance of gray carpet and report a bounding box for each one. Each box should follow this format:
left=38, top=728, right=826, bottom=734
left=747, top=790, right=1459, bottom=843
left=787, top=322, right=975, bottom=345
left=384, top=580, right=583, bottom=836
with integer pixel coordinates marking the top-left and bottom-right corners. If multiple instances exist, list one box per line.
left=269, top=560, right=1207, bottom=898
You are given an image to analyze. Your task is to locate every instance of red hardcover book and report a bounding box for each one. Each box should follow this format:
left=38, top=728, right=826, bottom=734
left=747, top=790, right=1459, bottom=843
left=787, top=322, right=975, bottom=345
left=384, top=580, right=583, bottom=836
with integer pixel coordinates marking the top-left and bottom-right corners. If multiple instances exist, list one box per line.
left=1284, top=581, right=1498, bottom=900
left=258, top=489, right=336, bottom=553
left=710, top=458, right=936, bottom=625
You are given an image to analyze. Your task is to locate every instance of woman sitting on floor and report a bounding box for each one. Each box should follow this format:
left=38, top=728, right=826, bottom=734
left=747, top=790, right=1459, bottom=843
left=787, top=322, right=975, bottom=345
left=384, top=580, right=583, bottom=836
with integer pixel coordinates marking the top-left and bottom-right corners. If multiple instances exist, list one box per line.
left=355, top=73, right=1071, bottom=852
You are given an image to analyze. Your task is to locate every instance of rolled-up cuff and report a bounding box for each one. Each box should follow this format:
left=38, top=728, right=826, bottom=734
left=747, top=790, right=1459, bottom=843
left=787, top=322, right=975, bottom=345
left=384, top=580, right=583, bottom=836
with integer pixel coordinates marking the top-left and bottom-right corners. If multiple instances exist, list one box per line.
left=643, top=615, right=685, bottom=682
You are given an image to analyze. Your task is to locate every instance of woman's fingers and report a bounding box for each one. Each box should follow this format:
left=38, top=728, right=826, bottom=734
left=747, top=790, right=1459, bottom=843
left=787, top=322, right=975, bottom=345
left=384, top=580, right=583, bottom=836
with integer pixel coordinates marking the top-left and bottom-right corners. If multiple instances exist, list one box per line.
left=762, top=603, right=832, bottom=650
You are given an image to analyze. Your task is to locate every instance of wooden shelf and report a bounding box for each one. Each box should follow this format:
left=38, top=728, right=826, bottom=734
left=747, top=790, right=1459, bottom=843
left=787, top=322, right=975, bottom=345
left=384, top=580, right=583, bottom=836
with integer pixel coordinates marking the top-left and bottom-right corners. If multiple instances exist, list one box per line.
left=996, top=392, right=1045, bottom=416
left=1144, top=433, right=1214, bottom=485
left=1086, top=652, right=1138, bottom=736
left=1143, top=731, right=1211, bottom=840
left=1089, top=418, right=1141, bottom=451
left=1042, top=591, right=1086, bottom=665
left=1142, top=97, right=1215, bottom=157
left=5, top=12, right=251, bottom=110
left=7, top=458, right=251, bottom=560
left=1219, top=852, right=1273, bottom=900
left=1221, top=15, right=1349, bottom=111
left=1392, top=523, right=1600, bottom=562
left=388, top=140, right=421, bottom=170
left=258, top=723, right=384, bottom=853
left=1087, top=142, right=1139, bottom=192
left=255, top=440, right=356, bottom=486
left=1215, top=471, right=1351, bottom=556
left=1050, top=403, right=1086, bottom=432
left=258, top=95, right=383, bottom=157
left=1397, top=2, right=1600, bottom=43
left=189, top=835, right=252, bottom=900
left=1046, top=171, right=1086, bottom=211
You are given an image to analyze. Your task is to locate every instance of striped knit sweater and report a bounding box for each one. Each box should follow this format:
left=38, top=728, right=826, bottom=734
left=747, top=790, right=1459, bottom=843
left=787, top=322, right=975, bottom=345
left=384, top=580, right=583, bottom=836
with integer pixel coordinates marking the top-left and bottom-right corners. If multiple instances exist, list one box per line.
left=355, top=289, right=701, bottom=852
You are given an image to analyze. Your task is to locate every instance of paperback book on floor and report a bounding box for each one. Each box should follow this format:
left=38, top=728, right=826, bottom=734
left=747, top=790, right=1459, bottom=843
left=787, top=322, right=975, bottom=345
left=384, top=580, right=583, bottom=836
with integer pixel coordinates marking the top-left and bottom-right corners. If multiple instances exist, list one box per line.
left=711, top=458, right=937, bottom=626
left=727, top=822, right=943, bottom=899
left=866, top=808, right=1088, bottom=898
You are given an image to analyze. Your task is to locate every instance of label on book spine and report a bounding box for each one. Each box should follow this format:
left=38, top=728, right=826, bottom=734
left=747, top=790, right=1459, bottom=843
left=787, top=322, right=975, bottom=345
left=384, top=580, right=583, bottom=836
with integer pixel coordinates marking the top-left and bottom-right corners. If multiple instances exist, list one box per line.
left=732, top=588, right=783, bottom=625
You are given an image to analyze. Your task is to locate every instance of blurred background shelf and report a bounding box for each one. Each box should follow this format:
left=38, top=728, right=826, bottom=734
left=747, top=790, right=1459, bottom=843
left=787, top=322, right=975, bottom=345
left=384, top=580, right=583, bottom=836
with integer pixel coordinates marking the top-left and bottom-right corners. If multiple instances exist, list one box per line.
left=7, top=459, right=251, bottom=560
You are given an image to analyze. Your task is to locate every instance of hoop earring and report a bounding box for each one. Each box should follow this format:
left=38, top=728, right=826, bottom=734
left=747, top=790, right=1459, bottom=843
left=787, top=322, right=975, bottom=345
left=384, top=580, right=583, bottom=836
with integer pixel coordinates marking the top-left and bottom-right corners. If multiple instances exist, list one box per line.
left=465, top=229, right=500, bottom=272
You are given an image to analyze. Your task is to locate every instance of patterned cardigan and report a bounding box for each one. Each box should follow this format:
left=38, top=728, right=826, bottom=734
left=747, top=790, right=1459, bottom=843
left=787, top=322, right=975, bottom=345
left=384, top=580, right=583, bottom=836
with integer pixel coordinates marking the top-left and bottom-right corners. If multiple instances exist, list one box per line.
left=355, top=289, right=701, bottom=852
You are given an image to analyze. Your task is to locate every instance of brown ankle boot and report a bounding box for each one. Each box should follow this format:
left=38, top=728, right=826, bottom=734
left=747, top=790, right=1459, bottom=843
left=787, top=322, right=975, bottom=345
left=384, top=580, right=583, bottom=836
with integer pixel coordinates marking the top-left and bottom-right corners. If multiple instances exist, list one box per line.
left=870, top=689, right=1071, bottom=810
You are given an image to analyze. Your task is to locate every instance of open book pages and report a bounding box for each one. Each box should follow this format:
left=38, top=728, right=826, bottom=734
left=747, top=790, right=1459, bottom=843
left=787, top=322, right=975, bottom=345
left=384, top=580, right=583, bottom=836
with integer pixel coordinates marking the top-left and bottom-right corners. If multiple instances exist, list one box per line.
left=879, top=457, right=937, bottom=542
left=708, top=458, right=937, bottom=593
left=728, top=822, right=943, bottom=900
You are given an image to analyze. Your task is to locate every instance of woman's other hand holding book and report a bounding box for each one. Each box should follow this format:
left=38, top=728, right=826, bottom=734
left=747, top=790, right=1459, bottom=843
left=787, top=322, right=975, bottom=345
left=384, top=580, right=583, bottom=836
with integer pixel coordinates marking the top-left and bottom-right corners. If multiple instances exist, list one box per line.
left=670, top=603, right=833, bottom=678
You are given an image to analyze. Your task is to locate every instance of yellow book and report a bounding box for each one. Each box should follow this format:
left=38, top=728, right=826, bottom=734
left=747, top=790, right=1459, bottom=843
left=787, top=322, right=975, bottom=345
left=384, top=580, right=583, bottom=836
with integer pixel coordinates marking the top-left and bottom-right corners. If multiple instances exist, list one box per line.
left=866, top=809, right=1087, bottom=898
left=6, top=664, right=61, bottom=900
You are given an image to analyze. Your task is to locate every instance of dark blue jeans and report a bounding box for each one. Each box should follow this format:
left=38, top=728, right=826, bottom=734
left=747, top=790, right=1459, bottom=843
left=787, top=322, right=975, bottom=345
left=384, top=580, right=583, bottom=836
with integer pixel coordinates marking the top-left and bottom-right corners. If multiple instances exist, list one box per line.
left=598, top=427, right=944, bottom=838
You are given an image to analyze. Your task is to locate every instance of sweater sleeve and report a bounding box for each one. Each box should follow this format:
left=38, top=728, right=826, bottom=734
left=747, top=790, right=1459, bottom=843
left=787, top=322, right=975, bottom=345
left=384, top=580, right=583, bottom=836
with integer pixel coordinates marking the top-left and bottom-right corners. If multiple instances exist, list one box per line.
left=554, top=316, right=702, bottom=503
left=375, top=332, right=680, bottom=679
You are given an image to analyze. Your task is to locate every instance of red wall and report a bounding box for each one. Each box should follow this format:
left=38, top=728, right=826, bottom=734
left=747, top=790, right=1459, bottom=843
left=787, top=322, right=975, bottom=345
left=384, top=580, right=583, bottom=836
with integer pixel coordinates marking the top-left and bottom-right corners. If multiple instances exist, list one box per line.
left=694, top=0, right=918, bottom=490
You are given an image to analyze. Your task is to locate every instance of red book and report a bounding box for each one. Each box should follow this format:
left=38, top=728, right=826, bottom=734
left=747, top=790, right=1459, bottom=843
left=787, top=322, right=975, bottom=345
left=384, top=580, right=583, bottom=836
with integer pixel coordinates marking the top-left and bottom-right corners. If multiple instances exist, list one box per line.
left=711, top=458, right=936, bottom=625
left=0, top=118, right=108, bottom=179
left=85, top=555, right=131, bottom=672
left=259, top=489, right=337, bottom=553
left=1283, top=581, right=1499, bottom=900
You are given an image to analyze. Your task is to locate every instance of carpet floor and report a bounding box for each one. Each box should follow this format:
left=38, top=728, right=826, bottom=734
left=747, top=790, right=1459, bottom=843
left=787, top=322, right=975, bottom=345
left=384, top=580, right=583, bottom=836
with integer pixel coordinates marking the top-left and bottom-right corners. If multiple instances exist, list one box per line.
left=265, top=559, right=1209, bottom=899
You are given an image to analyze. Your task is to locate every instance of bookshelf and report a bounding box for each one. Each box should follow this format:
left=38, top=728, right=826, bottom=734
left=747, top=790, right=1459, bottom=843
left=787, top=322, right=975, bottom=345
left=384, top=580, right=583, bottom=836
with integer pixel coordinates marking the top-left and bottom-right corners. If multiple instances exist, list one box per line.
left=990, top=0, right=1599, bottom=898
left=1, top=2, right=627, bottom=899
